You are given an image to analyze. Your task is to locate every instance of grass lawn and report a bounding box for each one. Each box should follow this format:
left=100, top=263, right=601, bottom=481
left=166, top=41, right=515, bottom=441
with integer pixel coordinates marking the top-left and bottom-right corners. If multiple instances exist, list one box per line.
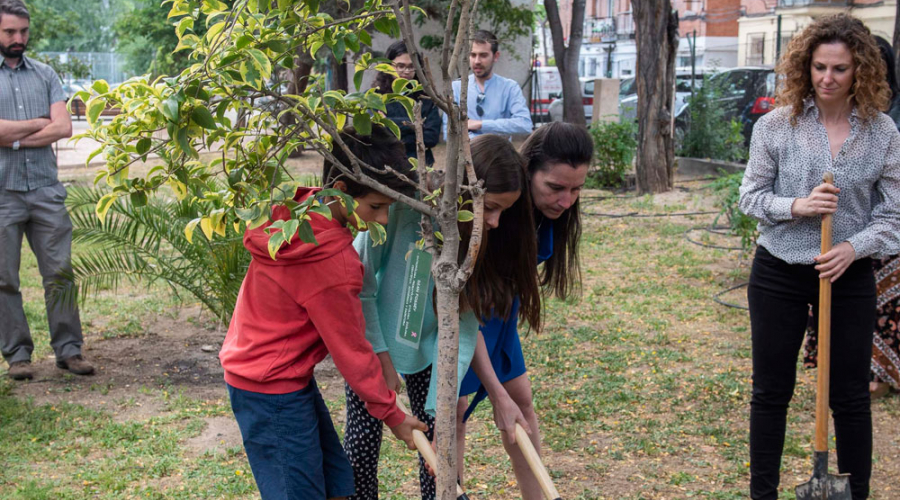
left=2, top=179, right=898, bottom=499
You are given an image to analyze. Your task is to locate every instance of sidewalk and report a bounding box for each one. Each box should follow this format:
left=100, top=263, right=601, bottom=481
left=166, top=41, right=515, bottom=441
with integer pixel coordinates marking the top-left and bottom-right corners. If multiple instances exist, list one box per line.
left=56, top=120, right=120, bottom=170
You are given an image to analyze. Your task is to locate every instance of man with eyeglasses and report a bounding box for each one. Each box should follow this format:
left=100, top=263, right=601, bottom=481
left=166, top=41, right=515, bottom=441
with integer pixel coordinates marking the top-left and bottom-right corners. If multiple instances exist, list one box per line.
left=445, top=30, right=533, bottom=139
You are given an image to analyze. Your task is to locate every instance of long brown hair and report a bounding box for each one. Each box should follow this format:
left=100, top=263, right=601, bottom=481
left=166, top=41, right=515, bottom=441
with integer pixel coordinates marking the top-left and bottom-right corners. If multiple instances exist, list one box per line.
left=520, top=122, right=592, bottom=300
left=776, top=13, right=890, bottom=124
left=460, top=135, right=542, bottom=332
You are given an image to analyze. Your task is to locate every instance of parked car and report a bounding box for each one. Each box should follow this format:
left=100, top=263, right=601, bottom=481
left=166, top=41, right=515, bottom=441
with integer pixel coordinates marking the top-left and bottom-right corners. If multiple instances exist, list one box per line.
left=674, top=66, right=776, bottom=145
left=618, top=69, right=708, bottom=123
left=546, top=77, right=605, bottom=123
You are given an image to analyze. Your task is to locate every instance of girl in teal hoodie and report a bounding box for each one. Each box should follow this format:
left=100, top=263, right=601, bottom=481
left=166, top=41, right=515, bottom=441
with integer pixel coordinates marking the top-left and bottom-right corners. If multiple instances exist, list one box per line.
left=343, top=135, right=543, bottom=500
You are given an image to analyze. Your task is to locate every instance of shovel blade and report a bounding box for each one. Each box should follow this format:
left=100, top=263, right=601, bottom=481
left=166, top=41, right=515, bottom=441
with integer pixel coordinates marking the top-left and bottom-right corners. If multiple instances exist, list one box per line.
left=795, top=452, right=852, bottom=500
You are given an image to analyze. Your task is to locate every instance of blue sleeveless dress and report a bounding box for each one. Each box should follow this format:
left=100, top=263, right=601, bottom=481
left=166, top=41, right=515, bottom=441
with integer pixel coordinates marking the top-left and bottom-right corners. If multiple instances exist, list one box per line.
left=459, top=220, right=554, bottom=420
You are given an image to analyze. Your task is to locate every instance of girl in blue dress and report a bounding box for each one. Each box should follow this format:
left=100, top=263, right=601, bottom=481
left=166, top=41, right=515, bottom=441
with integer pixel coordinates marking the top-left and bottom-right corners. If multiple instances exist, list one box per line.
left=458, top=122, right=593, bottom=498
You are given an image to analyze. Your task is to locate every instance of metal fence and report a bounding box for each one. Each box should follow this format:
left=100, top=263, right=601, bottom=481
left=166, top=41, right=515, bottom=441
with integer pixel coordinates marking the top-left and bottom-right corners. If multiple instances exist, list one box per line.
left=39, top=51, right=128, bottom=84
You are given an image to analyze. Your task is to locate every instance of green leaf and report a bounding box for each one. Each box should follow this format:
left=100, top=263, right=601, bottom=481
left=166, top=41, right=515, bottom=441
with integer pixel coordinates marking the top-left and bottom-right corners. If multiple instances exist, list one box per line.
left=358, top=30, right=372, bottom=47
left=382, top=117, right=401, bottom=139
left=235, top=34, right=254, bottom=50
left=246, top=48, right=273, bottom=81
left=368, top=221, right=387, bottom=246
left=354, top=69, right=364, bottom=91
left=296, top=220, right=318, bottom=245
left=176, top=17, right=194, bottom=38
left=457, top=210, right=474, bottom=222
left=162, top=96, right=181, bottom=123
left=205, top=21, right=227, bottom=43
left=392, top=78, right=409, bottom=95
left=191, top=106, right=217, bottom=129
left=366, top=92, right=386, bottom=113
left=167, top=1, right=191, bottom=18
left=184, top=217, right=201, bottom=244
left=309, top=40, right=324, bottom=58
left=86, top=98, right=105, bottom=126
left=235, top=206, right=262, bottom=221
left=176, top=127, right=197, bottom=158
left=352, top=113, right=371, bottom=136
left=136, top=138, right=151, bottom=156
left=130, top=191, right=148, bottom=208
left=307, top=202, right=333, bottom=221
left=373, top=17, right=392, bottom=35
left=332, top=39, right=346, bottom=61
left=91, top=80, right=110, bottom=95
left=95, top=193, right=118, bottom=224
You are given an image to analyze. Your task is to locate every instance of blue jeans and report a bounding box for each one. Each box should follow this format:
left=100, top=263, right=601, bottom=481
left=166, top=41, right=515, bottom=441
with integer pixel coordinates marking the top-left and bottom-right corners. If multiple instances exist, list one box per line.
left=228, top=379, right=355, bottom=500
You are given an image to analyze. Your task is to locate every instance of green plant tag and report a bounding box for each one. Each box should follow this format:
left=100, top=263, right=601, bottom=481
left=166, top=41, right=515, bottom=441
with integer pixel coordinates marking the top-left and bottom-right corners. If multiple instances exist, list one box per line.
left=396, top=245, right=432, bottom=349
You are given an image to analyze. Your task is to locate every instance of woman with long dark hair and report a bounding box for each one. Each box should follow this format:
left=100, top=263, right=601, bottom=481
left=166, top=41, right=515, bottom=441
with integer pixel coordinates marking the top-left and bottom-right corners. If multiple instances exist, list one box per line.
left=739, top=14, right=900, bottom=500
left=456, top=122, right=592, bottom=499
left=375, top=41, right=442, bottom=166
left=342, top=134, right=541, bottom=500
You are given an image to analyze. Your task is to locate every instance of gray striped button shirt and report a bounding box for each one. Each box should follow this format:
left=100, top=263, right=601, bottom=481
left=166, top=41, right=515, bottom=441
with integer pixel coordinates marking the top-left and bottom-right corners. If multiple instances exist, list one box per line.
left=0, top=55, right=67, bottom=192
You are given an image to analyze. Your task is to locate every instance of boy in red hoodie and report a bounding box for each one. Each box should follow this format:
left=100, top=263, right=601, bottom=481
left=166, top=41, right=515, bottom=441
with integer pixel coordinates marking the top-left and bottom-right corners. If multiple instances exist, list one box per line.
left=220, top=126, right=427, bottom=500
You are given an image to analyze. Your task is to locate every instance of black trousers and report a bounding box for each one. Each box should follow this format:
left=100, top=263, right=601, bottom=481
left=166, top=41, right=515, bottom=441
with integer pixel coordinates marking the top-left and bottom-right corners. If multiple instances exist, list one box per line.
left=748, top=246, right=874, bottom=500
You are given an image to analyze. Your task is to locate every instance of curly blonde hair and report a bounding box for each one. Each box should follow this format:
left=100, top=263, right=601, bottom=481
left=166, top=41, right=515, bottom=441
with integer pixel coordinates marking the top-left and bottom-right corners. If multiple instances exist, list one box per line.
left=776, top=13, right=890, bottom=124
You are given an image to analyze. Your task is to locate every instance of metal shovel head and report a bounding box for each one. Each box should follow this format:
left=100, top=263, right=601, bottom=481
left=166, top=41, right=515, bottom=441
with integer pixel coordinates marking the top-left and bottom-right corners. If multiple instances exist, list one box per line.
left=795, top=451, right=851, bottom=500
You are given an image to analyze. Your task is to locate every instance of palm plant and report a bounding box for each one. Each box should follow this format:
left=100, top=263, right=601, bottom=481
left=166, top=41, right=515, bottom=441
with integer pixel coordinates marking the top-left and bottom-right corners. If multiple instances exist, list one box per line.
left=58, top=183, right=251, bottom=325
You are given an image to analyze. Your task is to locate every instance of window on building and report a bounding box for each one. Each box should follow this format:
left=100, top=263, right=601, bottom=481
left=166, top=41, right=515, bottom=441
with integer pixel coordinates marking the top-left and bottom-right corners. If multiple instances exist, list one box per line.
left=607, top=0, right=614, bottom=17
left=579, top=59, right=585, bottom=77
left=589, top=58, right=598, bottom=77
left=777, top=33, right=793, bottom=60
left=748, top=34, right=765, bottom=66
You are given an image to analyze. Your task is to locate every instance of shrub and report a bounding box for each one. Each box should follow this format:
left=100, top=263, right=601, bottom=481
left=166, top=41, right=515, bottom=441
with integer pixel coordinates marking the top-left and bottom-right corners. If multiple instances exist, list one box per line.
left=679, top=83, right=747, bottom=163
left=589, top=118, right=638, bottom=188
left=709, top=170, right=758, bottom=252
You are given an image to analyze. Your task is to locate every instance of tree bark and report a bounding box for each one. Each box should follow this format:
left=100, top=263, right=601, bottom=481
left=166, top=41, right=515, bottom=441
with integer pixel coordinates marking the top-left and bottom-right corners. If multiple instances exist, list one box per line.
left=633, top=0, right=677, bottom=193
left=545, top=0, right=587, bottom=126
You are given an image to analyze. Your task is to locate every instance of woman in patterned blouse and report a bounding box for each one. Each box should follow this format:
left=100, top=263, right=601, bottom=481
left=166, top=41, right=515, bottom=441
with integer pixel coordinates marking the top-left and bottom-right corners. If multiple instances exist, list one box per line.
left=738, top=13, right=900, bottom=500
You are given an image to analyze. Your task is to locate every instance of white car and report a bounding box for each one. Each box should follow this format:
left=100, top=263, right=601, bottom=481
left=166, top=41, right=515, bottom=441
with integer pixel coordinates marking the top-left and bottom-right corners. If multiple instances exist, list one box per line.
left=618, top=71, right=705, bottom=123
left=547, top=77, right=595, bottom=123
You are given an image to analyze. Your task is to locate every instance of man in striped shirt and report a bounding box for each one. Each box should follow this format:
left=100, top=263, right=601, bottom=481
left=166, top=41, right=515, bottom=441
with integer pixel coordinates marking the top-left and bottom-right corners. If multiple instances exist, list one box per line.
left=0, top=0, right=93, bottom=380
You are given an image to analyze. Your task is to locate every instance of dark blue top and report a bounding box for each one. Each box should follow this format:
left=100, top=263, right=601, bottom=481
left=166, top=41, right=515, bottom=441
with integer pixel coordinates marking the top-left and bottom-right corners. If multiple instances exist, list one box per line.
left=460, top=218, right=554, bottom=420
left=384, top=94, right=442, bottom=166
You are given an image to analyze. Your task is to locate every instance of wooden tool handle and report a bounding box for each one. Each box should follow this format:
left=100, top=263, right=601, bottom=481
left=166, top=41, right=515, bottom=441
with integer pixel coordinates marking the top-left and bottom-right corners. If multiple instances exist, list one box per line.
left=815, top=171, right=834, bottom=452
left=395, top=398, right=467, bottom=499
left=515, top=424, right=562, bottom=500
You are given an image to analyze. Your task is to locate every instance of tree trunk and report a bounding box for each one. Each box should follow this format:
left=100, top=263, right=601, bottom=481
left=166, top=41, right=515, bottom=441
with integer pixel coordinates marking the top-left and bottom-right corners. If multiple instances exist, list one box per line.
left=633, top=0, right=677, bottom=193
left=545, top=0, right=587, bottom=126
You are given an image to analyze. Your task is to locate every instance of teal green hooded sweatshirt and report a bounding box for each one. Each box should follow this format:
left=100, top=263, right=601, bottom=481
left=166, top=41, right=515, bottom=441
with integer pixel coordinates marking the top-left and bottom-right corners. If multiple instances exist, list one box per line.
left=354, top=202, right=478, bottom=416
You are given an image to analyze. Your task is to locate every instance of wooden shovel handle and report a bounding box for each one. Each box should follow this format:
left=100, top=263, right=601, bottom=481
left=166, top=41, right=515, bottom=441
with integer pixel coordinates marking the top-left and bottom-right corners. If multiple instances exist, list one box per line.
left=395, top=398, right=467, bottom=498
left=515, top=424, right=562, bottom=500
left=815, top=171, right=834, bottom=453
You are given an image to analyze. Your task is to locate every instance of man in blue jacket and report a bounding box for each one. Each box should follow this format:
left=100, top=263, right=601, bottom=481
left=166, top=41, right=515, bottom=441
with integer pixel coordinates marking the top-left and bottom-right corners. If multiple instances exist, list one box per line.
left=447, top=30, right=533, bottom=139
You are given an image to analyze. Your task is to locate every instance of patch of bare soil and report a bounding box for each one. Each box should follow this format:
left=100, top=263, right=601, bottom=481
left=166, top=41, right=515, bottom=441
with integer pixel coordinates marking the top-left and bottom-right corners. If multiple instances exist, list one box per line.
left=8, top=305, right=346, bottom=420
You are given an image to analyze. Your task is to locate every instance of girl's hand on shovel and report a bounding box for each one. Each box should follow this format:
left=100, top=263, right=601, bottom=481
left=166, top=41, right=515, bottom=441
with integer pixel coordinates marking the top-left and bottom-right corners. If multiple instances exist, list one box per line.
left=792, top=183, right=840, bottom=217
left=491, top=392, right=530, bottom=445
left=389, top=414, right=429, bottom=451
left=814, top=241, right=856, bottom=283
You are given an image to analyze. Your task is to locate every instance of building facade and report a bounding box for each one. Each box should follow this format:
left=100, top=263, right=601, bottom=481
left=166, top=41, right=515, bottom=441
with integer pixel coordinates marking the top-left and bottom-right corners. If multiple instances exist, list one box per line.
left=737, top=0, right=897, bottom=67
left=539, top=0, right=743, bottom=80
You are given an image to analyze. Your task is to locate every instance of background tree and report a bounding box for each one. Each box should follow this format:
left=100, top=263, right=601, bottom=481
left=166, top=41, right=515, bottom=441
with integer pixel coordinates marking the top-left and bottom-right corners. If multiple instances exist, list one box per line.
left=27, top=0, right=126, bottom=52
left=415, top=0, right=534, bottom=60
left=633, top=0, right=678, bottom=193
left=544, top=0, right=586, bottom=126
left=114, top=0, right=217, bottom=77
left=74, top=1, right=485, bottom=498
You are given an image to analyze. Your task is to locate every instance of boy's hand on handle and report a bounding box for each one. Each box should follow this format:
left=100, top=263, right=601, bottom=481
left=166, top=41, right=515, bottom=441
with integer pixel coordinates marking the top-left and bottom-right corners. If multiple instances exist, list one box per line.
left=389, top=414, right=428, bottom=451
left=792, top=183, right=840, bottom=217
left=491, top=393, right=530, bottom=445
left=814, top=241, right=856, bottom=283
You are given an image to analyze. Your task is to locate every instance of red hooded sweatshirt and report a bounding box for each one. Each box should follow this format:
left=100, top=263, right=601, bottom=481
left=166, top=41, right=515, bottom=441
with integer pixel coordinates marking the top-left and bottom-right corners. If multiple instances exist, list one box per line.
left=219, top=187, right=405, bottom=428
